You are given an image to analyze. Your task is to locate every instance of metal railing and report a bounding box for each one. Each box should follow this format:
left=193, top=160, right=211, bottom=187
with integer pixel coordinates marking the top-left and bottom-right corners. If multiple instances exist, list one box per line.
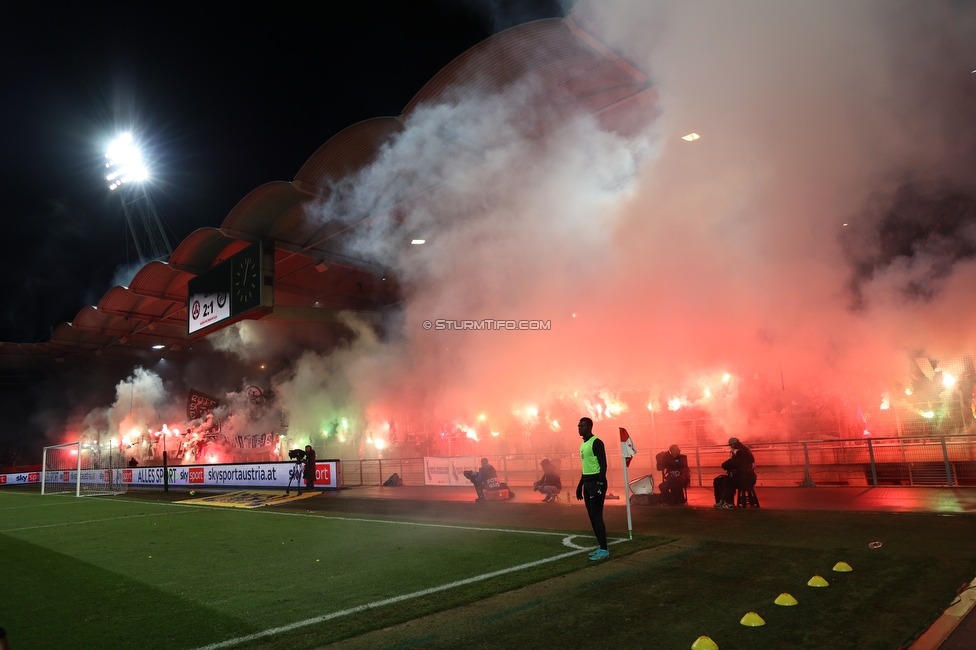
left=343, top=434, right=976, bottom=489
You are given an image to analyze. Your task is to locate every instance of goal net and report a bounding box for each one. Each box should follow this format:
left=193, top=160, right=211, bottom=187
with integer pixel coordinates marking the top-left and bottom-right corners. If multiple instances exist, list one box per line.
left=42, top=440, right=128, bottom=497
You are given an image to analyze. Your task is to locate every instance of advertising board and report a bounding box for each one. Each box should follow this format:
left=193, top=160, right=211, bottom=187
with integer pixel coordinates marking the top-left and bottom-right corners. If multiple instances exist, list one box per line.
left=422, top=456, right=482, bottom=486
left=0, top=472, right=39, bottom=486
left=11, top=461, right=340, bottom=490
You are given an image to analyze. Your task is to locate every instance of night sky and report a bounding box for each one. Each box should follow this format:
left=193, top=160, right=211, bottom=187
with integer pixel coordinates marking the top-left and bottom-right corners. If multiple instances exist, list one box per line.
left=0, top=1, right=563, bottom=345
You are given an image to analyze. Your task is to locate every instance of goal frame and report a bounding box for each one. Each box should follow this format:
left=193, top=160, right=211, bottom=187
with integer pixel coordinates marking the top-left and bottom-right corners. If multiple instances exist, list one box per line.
left=42, top=441, right=83, bottom=497
left=41, top=440, right=127, bottom=497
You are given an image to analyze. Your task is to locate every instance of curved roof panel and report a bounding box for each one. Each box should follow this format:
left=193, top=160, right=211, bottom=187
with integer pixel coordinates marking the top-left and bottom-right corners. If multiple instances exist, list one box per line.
left=168, top=227, right=250, bottom=275
left=128, top=262, right=193, bottom=303
left=402, top=18, right=650, bottom=130
left=50, top=322, right=116, bottom=350
left=71, top=306, right=125, bottom=333
left=294, top=117, right=404, bottom=192
left=220, top=182, right=319, bottom=247
left=97, top=287, right=184, bottom=325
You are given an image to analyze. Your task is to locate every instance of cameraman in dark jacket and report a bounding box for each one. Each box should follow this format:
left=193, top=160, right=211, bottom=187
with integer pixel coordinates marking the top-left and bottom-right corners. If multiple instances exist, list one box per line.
left=303, top=445, right=316, bottom=494
left=713, top=437, right=755, bottom=509
left=657, top=445, right=690, bottom=504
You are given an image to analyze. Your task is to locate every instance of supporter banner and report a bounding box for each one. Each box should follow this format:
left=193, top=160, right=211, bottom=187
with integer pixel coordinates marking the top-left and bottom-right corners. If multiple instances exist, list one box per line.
left=187, top=389, right=219, bottom=420
left=423, top=456, right=481, bottom=486
left=23, top=461, right=340, bottom=490
left=234, top=433, right=277, bottom=448
left=0, top=471, right=40, bottom=486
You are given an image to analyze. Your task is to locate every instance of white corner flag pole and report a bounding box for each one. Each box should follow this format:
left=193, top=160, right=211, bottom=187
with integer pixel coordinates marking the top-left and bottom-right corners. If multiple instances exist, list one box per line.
left=619, top=428, right=634, bottom=540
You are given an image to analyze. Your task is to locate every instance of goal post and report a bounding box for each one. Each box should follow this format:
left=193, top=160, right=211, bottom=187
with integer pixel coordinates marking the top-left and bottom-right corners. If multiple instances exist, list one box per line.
left=42, top=440, right=128, bottom=497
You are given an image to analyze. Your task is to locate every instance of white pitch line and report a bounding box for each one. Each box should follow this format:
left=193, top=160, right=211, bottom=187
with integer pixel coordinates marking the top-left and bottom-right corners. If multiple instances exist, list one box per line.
left=167, top=501, right=606, bottom=540
left=94, top=497, right=626, bottom=545
left=189, top=540, right=628, bottom=650
left=1, top=509, right=199, bottom=533
left=0, top=500, right=103, bottom=511
left=302, top=514, right=579, bottom=538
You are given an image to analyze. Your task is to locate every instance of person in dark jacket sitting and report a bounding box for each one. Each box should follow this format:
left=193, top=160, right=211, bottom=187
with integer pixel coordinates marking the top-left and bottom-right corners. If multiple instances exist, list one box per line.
left=657, top=444, right=690, bottom=505
left=467, top=457, right=497, bottom=501
left=533, top=458, right=563, bottom=502
left=713, top=437, right=756, bottom=510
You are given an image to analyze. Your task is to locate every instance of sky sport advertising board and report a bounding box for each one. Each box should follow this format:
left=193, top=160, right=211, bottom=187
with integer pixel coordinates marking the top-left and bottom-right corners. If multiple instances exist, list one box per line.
left=25, top=461, right=340, bottom=489
left=0, top=471, right=40, bottom=486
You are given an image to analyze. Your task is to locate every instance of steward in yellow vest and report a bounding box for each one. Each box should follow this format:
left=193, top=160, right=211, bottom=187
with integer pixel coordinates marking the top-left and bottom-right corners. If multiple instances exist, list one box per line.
left=576, top=417, right=609, bottom=559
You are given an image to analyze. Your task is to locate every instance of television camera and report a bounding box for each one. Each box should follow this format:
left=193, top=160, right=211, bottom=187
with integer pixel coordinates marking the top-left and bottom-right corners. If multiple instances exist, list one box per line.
left=285, top=448, right=308, bottom=495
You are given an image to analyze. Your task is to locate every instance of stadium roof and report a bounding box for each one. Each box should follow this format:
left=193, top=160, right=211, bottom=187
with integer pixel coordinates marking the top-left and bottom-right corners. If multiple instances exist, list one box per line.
left=0, top=7, right=656, bottom=378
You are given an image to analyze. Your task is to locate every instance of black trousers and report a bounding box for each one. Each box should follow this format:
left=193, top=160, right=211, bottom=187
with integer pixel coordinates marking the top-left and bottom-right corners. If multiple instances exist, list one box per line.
left=714, top=474, right=756, bottom=503
left=659, top=477, right=689, bottom=504
left=583, top=479, right=608, bottom=550
left=713, top=475, right=729, bottom=503
left=304, top=462, right=315, bottom=491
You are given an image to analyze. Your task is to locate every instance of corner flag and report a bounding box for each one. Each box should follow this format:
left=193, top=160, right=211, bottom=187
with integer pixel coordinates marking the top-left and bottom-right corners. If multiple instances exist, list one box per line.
left=619, top=427, right=636, bottom=539
left=620, top=427, right=637, bottom=467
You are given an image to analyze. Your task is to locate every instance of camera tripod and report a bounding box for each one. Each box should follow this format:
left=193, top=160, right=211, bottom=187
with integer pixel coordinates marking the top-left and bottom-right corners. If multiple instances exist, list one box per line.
left=285, top=459, right=308, bottom=496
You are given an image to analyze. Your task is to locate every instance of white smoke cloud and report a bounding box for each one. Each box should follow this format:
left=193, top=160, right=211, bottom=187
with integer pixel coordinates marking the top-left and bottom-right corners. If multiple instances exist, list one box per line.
left=64, top=2, right=976, bottom=456
left=80, top=367, right=170, bottom=448
left=297, top=0, right=976, bottom=446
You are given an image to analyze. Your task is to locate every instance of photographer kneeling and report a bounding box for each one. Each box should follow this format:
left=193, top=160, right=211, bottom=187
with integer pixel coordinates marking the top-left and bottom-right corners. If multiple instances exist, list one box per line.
left=533, top=458, right=562, bottom=502
left=464, top=458, right=497, bottom=502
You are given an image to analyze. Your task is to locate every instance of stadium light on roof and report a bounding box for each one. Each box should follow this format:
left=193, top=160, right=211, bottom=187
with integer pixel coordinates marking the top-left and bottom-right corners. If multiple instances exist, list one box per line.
left=681, top=132, right=700, bottom=141
left=105, top=133, right=149, bottom=190
left=411, top=239, right=426, bottom=245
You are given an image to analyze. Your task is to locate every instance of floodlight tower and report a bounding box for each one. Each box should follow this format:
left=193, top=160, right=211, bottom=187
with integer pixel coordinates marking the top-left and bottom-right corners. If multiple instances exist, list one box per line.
left=105, top=133, right=173, bottom=265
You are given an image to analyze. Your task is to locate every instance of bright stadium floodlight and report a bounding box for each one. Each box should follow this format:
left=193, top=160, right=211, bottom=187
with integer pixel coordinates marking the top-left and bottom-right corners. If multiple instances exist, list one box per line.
left=681, top=132, right=700, bottom=141
left=103, top=131, right=173, bottom=264
left=105, top=133, right=149, bottom=190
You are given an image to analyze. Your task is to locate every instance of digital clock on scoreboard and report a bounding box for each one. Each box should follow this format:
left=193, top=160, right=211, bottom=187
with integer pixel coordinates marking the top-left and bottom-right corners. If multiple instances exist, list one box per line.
left=187, top=241, right=274, bottom=336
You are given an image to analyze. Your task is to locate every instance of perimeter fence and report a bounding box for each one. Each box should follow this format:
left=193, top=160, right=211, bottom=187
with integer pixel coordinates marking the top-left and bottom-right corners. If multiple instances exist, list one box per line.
left=345, top=434, right=976, bottom=490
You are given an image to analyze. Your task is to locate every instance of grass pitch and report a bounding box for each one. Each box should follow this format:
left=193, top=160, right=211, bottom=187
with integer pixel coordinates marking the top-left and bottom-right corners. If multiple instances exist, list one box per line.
left=0, top=490, right=661, bottom=649
left=3, top=487, right=976, bottom=650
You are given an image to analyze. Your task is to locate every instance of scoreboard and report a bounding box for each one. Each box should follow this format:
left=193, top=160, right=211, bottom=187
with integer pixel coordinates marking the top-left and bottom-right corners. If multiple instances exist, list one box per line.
left=187, top=241, right=275, bottom=336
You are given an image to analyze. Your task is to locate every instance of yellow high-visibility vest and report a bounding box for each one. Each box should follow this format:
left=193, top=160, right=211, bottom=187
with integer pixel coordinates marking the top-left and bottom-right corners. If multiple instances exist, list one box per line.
left=580, top=436, right=601, bottom=475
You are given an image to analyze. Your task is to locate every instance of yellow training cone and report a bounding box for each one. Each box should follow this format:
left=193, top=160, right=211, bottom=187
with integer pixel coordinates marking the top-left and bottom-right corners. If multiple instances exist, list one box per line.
left=740, top=612, right=766, bottom=627
left=774, top=593, right=798, bottom=606
left=833, top=561, right=853, bottom=572
left=808, top=575, right=829, bottom=587
left=691, top=636, right=719, bottom=650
